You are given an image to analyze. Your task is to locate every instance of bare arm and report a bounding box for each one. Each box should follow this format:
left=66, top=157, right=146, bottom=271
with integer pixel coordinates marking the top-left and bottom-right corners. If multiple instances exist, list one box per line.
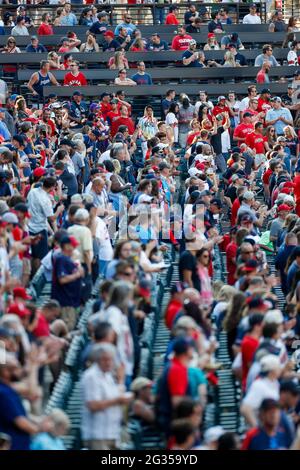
left=240, top=403, right=258, bottom=428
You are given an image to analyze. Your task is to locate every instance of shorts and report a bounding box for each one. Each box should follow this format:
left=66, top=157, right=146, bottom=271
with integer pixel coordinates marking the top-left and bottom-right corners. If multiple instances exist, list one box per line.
left=29, top=230, right=49, bottom=260
left=254, top=153, right=266, bottom=168
left=60, top=306, right=80, bottom=331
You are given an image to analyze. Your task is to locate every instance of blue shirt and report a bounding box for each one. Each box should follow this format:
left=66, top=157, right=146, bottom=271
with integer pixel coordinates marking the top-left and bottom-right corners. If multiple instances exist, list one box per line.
left=0, top=382, right=30, bottom=450
left=25, top=44, right=47, bottom=53
left=51, top=253, right=82, bottom=307
left=287, top=260, right=300, bottom=292
left=182, top=50, right=205, bottom=67
left=114, top=22, right=136, bottom=37
left=265, top=107, right=293, bottom=135
left=30, top=432, right=66, bottom=451
left=60, top=13, right=77, bottom=26
left=0, top=120, right=11, bottom=141
left=131, top=72, right=153, bottom=85
left=89, top=21, right=108, bottom=35
left=243, top=426, right=290, bottom=450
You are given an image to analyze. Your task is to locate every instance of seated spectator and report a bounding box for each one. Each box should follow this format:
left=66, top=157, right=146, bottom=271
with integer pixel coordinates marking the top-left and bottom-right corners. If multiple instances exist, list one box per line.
left=165, top=6, right=180, bottom=25
left=37, top=13, right=53, bottom=36
left=254, top=44, right=280, bottom=67
left=171, top=25, right=193, bottom=51
left=132, top=62, right=153, bottom=85
left=26, top=36, right=47, bottom=54
left=219, top=7, right=233, bottom=25
left=114, top=69, right=136, bottom=87
left=108, top=51, right=129, bottom=70
left=11, top=16, right=29, bottom=36
left=60, top=2, right=78, bottom=27
left=208, top=12, right=224, bottom=33
left=228, top=44, right=247, bottom=66
left=130, top=38, right=147, bottom=52
left=115, top=13, right=137, bottom=37
left=79, top=8, right=93, bottom=27
left=287, top=16, right=300, bottom=33
left=16, top=6, right=31, bottom=28
left=89, top=11, right=109, bottom=35
left=80, top=32, right=100, bottom=53
left=186, top=17, right=202, bottom=34
left=115, top=27, right=132, bottom=51
left=256, top=62, right=271, bottom=84
left=243, top=4, right=262, bottom=24
left=184, top=4, right=198, bottom=25
left=102, top=31, right=120, bottom=52
left=287, top=40, right=300, bottom=66
left=147, top=33, right=169, bottom=51
left=269, top=10, right=287, bottom=32
left=63, top=61, right=88, bottom=87
left=223, top=51, right=240, bottom=68
left=221, top=32, right=244, bottom=50
left=53, top=8, right=66, bottom=27
left=203, top=33, right=220, bottom=51
left=58, top=37, right=81, bottom=54
left=183, top=41, right=205, bottom=67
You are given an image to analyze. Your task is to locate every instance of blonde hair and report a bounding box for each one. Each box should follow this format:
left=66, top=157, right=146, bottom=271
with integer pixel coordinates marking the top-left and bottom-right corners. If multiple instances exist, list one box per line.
left=284, top=125, right=297, bottom=138
left=224, top=51, right=236, bottom=67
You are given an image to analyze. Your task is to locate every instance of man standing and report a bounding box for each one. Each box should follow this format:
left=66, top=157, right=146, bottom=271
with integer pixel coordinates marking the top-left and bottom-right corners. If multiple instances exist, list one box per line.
left=27, top=60, right=60, bottom=98
left=52, top=235, right=84, bottom=331
left=27, top=176, right=64, bottom=272
left=243, top=4, right=262, bottom=25
left=265, top=97, right=293, bottom=136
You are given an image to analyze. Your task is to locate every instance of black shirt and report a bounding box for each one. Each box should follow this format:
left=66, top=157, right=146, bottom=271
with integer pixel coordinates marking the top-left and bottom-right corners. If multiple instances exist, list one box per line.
left=225, top=184, right=237, bottom=203
left=179, top=250, right=201, bottom=291
left=186, top=24, right=201, bottom=33
left=210, top=126, right=224, bottom=156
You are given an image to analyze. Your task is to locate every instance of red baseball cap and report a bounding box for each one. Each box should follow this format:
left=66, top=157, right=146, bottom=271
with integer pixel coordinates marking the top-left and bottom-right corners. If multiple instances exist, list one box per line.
left=277, top=204, right=292, bottom=212
left=283, top=181, right=295, bottom=189
left=25, top=117, right=39, bottom=125
left=104, top=30, right=114, bottom=38
left=196, top=162, right=205, bottom=171
left=207, top=33, right=215, bottom=39
left=280, top=187, right=293, bottom=195
left=8, top=302, right=31, bottom=318
left=33, top=167, right=46, bottom=178
left=68, top=236, right=80, bottom=248
left=13, top=286, right=32, bottom=300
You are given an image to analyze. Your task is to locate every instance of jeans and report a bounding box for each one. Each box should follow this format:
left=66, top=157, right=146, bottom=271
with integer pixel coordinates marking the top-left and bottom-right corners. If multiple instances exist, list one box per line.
left=154, top=6, right=165, bottom=24
left=215, top=154, right=227, bottom=173
left=99, top=259, right=109, bottom=277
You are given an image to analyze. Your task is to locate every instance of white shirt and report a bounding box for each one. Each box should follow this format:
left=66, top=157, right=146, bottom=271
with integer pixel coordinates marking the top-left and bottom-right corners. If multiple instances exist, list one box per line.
left=195, top=99, right=214, bottom=115
left=242, top=377, right=280, bottom=411
left=97, top=306, right=134, bottom=376
left=81, top=363, right=123, bottom=441
left=287, top=50, right=298, bottom=66
left=243, top=13, right=261, bottom=24
left=239, top=97, right=251, bottom=115
left=95, top=217, right=113, bottom=261
left=166, top=112, right=178, bottom=143
left=27, top=187, right=54, bottom=233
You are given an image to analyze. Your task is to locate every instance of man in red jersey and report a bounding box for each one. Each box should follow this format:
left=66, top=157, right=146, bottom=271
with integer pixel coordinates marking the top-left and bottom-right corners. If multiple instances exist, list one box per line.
left=245, top=121, right=268, bottom=168
left=233, top=112, right=254, bottom=143
left=171, top=25, right=192, bottom=51
left=111, top=105, right=135, bottom=137
left=63, top=61, right=87, bottom=87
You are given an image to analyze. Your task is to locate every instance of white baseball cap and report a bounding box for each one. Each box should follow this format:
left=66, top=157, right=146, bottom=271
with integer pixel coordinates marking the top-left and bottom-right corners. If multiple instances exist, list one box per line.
left=264, top=309, right=284, bottom=325
left=260, top=354, right=281, bottom=372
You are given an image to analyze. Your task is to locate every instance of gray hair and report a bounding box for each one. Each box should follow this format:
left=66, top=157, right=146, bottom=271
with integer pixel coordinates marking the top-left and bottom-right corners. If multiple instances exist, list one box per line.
left=48, top=408, right=70, bottom=431
left=91, top=342, right=117, bottom=362
left=74, top=208, right=90, bottom=221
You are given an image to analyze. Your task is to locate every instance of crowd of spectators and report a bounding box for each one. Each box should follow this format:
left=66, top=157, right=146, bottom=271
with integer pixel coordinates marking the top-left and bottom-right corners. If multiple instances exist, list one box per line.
left=0, top=0, right=300, bottom=454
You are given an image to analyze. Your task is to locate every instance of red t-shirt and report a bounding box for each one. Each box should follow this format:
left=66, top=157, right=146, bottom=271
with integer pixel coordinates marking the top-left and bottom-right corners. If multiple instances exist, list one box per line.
left=106, top=110, right=120, bottom=124
left=100, top=102, right=112, bottom=121
left=171, top=34, right=192, bottom=51
left=63, top=72, right=87, bottom=87
left=117, top=101, right=132, bottom=116
left=165, top=13, right=179, bottom=25
left=257, top=97, right=271, bottom=113
left=233, top=123, right=254, bottom=141
left=231, top=198, right=241, bottom=226
left=262, top=168, right=273, bottom=185
left=245, top=132, right=266, bottom=154
left=212, top=105, right=230, bottom=125
left=241, top=335, right=259, bottom=390
left=37, top=23, right=53, bottom=35
left=256, top=70, right=268, bottom=84
left=111, top=116, right=135, bottom=137
left=32, top=313, right=50, bottom=338
left=165, top=299, right=183, bottom=330
left=167, top=358, right=188, bottom=397
left=187, top=131, right=201, bottom=146
left=226, top=241, right=238, bottom=285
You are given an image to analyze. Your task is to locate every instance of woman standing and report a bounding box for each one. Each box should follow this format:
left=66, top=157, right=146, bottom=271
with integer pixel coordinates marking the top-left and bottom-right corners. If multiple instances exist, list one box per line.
left=196, top=248, right=213, bottom=308
left=138, top=106, right=158, bottom=159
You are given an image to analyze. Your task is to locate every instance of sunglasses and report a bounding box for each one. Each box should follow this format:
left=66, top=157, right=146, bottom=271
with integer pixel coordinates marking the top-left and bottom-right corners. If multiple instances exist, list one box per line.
left=242, top=251, right=254, bottom=254
left=122, top=271, right=133, bottom=276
